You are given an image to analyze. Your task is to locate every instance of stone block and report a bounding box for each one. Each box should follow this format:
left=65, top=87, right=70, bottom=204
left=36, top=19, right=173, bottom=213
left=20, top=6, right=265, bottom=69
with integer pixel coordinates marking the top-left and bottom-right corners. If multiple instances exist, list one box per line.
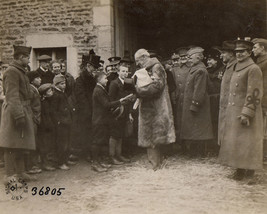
left=93, top=5, right=113, bottom=26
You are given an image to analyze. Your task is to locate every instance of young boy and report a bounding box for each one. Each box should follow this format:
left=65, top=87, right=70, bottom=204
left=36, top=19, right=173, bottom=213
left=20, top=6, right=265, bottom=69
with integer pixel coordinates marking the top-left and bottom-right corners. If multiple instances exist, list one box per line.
left=91, top=71, right=130, bottom=172
left=108, top=65, right=134, bottom=164
left=51, top=74, right=73, bottom=170
left=26, top=71, right=42, bottom=174
left=38, top=83, right=56, bottom=171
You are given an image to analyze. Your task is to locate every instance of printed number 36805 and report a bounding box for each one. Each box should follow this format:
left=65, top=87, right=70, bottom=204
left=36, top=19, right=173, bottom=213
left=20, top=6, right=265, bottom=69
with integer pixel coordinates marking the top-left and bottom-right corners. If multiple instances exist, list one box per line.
left=32, top=187, right=65, bottom=196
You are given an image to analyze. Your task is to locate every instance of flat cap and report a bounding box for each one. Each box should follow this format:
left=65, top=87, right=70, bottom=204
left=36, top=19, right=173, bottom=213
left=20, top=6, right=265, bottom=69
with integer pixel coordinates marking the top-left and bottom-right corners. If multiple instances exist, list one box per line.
left=175, top=47, right=190, bottom=56
left=53, top=74, right=65, bottom=85
left=187, top=47, right=204, bottom=56
left=38, top=83, right=52, bottom=95
left=217, top=41, right=235, bottom=51
left=38, top=55, right=52, bottom=61
left=251, top=38, right=267, bottom=46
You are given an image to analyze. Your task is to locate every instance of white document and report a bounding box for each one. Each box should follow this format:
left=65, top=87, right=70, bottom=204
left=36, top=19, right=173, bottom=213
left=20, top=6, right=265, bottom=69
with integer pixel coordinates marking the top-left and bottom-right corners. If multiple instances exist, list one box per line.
left=132, top=68, right=153, bottom=88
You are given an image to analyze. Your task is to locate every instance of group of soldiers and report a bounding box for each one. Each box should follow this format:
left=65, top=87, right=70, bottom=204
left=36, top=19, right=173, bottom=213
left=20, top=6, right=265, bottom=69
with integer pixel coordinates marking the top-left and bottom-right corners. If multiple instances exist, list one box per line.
left=0, top=36, right=267, bottom=183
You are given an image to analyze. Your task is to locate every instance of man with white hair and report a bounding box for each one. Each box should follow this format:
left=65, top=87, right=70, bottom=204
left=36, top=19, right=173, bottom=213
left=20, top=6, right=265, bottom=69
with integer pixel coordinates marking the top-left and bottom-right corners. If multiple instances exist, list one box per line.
left=134, top=48, right=175, bottom=170
left=180, top=47, right=213, bottom=157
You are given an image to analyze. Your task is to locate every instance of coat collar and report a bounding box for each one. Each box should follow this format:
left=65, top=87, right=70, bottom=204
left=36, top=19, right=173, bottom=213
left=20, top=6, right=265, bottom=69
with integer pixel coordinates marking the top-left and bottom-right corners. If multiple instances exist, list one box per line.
left=189, top=61, right=206, bottom=74
left=226, top=58, right=236, bottom=69
left=235, top=57, right=255, bottom=72
left=256, top=54, right=267, bottom=65
left=96, top=83, right=108, bottom=95
left=10, top=61, right=27, bottom=73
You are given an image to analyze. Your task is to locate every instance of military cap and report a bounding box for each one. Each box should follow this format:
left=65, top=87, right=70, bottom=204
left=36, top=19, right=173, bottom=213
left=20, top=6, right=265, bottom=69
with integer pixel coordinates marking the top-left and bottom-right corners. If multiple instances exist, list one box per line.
left=26, top=70, right=40, bottom=83
left=121, top=50, right=133, bottom=63
left=38, top=55, right=52, bottom=61
left=187, top=47, right=204, bottom=56
left=107, top=56, right=121, bottom=66
left=251, top=38, right=267, bottom=47
left=38, top=83, right=52, bottom=95
left=13, top=45, right=32, bottom=56
left=171, top=53, right=179, bottom=60
left=53, top=74, right=65, bottom=85
left=175, top=47, right=189, bottom=57
left=217, top=41, right=235, bottom=51
left=234, top=38, right=253, bottom=51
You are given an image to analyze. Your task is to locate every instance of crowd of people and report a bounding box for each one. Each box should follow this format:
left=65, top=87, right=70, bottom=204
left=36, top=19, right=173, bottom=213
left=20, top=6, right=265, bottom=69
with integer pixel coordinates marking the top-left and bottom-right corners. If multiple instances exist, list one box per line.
left=0, top=36, right=267, bottom=184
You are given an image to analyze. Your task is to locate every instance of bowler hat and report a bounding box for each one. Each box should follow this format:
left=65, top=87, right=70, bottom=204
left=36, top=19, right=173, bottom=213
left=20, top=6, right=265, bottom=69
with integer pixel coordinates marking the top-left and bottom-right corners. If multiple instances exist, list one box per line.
left=234, top=39, right=253, bottom=51
left=27, top=71, right=40, bottom=83
left=53, top=74, right=65, bottom=85
left=38, top=55, right=52, bottom=61
left=38, top=83, right=52, bottom=95
left=13, top=45, right=32, bottom=56
left=121, top=50, right=133, bottom=64
left=251, top=38, right=267, bottom=47
left=108, top=56, right=121, bottom=66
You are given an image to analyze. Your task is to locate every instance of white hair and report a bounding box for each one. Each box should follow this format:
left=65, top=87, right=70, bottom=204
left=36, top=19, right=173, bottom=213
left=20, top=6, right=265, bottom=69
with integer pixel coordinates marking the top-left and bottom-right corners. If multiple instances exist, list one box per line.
left=134, top=49, right=150, bottom=59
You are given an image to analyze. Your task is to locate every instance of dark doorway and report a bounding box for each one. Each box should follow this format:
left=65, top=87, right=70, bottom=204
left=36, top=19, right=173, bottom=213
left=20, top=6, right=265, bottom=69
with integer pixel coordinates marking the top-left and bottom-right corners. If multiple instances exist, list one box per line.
left=124, top=0, right=266, bottom=58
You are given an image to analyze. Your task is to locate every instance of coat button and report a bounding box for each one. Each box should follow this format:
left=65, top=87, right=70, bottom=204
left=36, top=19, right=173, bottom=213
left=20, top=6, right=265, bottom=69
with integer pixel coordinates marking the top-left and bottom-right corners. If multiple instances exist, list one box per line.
left=235, top=83, right=239, bottom=87
left=232, top=103, right=235, bottom=106
left=233, top=93, right=236, bottom=96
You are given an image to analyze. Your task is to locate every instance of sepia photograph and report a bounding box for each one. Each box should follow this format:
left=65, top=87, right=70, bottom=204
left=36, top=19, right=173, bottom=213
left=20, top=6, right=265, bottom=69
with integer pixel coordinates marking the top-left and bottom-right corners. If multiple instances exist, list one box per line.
left=0, top=0, right=267, bottom=213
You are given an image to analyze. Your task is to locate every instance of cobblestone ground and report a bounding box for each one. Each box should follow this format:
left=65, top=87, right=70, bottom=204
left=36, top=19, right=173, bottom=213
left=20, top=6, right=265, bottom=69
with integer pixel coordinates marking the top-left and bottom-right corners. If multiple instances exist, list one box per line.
left=0, top=154, right=267, bottom=214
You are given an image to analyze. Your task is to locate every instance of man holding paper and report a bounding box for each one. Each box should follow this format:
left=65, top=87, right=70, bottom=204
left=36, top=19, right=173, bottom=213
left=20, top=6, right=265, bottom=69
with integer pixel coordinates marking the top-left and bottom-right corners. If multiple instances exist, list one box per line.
left=134, top=49, right=175, bottom=170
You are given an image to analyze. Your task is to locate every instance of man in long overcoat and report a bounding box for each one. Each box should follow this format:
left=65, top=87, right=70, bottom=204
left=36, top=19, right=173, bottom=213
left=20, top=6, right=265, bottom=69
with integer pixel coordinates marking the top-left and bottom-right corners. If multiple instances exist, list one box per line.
left=180, top=47, right=213, bottom=157
left=134, top=49, right=175, bottom=170
left=0, top=45, right=36, bottom=183
left=252, top=38, right=267, bottom=165
left=217, top=41, right=237, bottom=146
left=218, top=39, right=263, bottom=180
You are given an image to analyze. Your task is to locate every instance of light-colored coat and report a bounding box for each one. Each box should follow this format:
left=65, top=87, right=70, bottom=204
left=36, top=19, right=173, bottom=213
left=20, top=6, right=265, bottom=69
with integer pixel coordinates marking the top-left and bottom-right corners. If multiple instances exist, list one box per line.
left=218, top=57, right=263, bottom=170
left=180, top=61, right=213, bottom=140
left=136, top=58, right=175, bottom=148
left=0, top=61, right=35, bottom=150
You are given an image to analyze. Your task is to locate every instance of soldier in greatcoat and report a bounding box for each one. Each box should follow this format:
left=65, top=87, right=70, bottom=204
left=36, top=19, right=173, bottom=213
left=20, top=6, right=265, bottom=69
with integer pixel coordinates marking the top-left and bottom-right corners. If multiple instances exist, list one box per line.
left=218, top=39, right=263, bottom=180
left=180, top=47, right=213, bottom=157
left=0, top=45, right=36, bottom=183
left=252, top=38, right=267, bottom=165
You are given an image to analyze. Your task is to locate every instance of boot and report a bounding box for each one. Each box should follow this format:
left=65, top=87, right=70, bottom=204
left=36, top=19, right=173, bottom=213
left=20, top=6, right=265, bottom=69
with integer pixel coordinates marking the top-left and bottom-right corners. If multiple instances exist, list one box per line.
left=110, top=157, right=123, bottom=165
left=18, top=172, right=37, bottom=182
left=246, top=169, right=255, bottom=178
left=116, top=139, right=130, bottom=163
left=232, top=168, right=246, bottom=181
left=91, top=162, right=107, bottom=172
left=147, top=147, right=161, bottom=171
left=4, top=150, right=16, bottom=177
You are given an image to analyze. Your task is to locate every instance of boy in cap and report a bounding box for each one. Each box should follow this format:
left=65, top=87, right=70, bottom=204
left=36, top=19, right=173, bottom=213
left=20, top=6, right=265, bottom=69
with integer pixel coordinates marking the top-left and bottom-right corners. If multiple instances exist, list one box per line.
left=50, top=74, right=73, bottom=170
left=25, top=71, right=42, bottom=174
left=91, top=71, right=131, bottom=172
left=0, top=45, right=37, bottom=183
left=38, top=83, right=56, bottom=171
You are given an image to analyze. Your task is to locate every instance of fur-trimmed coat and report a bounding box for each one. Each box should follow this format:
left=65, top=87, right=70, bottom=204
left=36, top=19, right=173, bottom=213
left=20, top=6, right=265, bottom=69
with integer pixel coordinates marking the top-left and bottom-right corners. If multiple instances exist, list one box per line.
left=135, top=57, right=175, bottom=148
left=218, top=57, right=263, bottom=170
left=0, top=61, right=35, bottom=150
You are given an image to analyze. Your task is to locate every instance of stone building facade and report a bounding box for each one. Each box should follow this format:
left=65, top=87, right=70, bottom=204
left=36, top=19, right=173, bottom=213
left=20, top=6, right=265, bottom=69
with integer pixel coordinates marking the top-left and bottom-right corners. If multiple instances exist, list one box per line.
left=0, top=0, right=124, bottom=78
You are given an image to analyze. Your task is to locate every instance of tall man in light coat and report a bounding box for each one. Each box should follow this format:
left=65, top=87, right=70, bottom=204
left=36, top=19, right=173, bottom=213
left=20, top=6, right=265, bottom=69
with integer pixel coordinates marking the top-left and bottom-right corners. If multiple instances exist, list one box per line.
left=180, top=47, right=213, bottom=157
left=218, top=39, right=263, bottom=180
left=252, top=38, right=267, bottom=165
left=0, top=45, right=36, bottom=183
left=134, top=49, right=175, bottom=170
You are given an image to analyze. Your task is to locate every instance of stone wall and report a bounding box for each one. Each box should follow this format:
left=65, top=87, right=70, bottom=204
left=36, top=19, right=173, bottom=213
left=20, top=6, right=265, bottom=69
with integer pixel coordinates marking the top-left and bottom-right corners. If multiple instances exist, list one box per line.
left=0, top=0, right=109, bottom=77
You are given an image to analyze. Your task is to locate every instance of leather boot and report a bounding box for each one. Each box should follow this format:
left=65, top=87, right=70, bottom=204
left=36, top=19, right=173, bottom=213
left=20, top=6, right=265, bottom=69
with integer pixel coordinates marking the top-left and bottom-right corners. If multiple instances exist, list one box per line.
left=232, top=168, right=246, bottom=181
left=91, top=162, right=107, bottom=172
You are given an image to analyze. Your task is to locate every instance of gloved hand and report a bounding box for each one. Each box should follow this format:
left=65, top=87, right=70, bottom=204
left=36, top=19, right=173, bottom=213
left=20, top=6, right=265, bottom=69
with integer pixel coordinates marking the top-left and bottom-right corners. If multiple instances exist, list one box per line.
left=15, top=117, right=26, bottom=129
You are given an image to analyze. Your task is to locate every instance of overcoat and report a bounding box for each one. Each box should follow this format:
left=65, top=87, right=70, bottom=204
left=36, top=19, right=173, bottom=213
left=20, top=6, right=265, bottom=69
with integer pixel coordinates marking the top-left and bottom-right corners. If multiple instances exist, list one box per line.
left=172, top=63, right=190, bottom=139
left=29, top=84, right=41, bottom=125
left=136, top=57, right=175, bottom=148
left=0, top=61, right=35, bottom=150
left=218, top=57, right=263, bottom=170
left=36, top=67, right=54, bottom=85
left=109, top=77, right=131, bottom=138
left=218, top=58, right=236, bottom=145
left=180, top=61, right=213, bottom=140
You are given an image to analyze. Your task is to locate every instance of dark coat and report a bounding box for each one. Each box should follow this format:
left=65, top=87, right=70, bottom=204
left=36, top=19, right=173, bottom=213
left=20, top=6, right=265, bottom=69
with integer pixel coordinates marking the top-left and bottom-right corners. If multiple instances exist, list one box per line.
left=108, top=77, right=131, bottom=138
left=36, top=67, right=54, bottom=85
left=136, top=58, right=175, bottom=148
left=180, top=61, right=213, bottom=140
left=50, top=88, right=72, bottom=126
left=172, top=63, right=190, bottom=138
left=218, top=58, right=236, bottom=145
left=92, top=84, right=121, bottom=125
left=0, top=61, right=35, bottom=150
left=29, top=84, right=41, bottom=125
left=255, top=54, right=267, bottom=110
left=63, top=72, right=76, bottom=109
left=218, top=57, right=263, bottom=170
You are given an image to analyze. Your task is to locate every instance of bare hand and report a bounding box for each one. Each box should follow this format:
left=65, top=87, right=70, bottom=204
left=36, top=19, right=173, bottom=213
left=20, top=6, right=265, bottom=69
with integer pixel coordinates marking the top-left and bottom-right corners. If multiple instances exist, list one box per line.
left=237, top=115, right=250, bottom=126
left=129, top=114, right=134, bottom=123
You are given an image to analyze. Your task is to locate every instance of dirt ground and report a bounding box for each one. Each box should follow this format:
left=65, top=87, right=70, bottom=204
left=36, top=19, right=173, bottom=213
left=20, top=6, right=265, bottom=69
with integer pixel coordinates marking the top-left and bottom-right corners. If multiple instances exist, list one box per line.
left=0, top=154, right=267, bottom=214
